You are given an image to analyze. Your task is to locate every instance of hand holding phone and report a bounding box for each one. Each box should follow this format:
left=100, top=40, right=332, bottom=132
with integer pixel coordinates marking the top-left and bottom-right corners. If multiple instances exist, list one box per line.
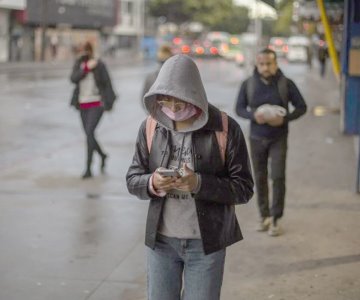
left=157, top=168, right=180, bottom=177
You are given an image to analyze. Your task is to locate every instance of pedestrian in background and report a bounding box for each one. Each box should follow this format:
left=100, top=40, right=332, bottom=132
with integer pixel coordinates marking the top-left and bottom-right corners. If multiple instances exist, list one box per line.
left=306, top=44, right=313, bottom=69
left=235, top=48, right=307, bottom=236
left=70, top=41, right=116, bottom=179
left=141, top=44, right=173, bottom=103
left=318, top=44, right=328, bottom=78
left=127, top=54, right=253, bottom=300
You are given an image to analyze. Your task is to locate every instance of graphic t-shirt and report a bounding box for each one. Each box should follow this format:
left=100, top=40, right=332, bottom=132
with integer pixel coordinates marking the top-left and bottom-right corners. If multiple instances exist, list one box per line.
left=158, top=131, right=201, bottom=239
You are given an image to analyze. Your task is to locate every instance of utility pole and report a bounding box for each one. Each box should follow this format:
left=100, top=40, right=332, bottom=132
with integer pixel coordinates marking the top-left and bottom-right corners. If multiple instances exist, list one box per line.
left=40, top=0, right=48, bottom=61
left=316, top=0, right=340, bottom=82
left=137, top=0, right=146, bottom=59
left=255, top=0, right=263, bottom=52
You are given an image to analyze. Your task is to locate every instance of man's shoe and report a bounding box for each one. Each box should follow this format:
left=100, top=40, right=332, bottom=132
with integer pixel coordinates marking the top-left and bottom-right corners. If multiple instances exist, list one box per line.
left=101, top=154, right=108, bottom=174
left=268, top=218, right=282, bottom=236
left=82, top=170, right=92, bottom=179
left=256, top=217, right=271, bottom=232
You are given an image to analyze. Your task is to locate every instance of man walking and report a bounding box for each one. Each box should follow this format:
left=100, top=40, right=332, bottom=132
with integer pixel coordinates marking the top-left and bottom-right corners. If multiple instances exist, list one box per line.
left=235, top=48, right=307, bottom=236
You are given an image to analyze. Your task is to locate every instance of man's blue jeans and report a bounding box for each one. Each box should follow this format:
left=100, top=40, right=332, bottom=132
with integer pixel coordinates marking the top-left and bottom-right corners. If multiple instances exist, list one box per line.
left=146, top=234, right=226, bottom=300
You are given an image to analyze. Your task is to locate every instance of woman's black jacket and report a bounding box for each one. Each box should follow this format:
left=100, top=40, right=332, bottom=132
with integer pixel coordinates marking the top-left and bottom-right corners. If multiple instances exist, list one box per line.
left=70, top=57, right=116, bottom=111
left=126, top=105, right=254, bottom=255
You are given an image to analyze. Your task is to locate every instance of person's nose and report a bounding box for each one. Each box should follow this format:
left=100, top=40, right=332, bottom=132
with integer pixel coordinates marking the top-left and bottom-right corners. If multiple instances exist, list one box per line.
left=169, top=102, right=180, bottom=112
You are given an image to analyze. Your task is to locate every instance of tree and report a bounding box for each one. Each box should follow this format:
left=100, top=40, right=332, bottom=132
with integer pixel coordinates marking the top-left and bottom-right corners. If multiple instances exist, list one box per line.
left=149, top=0, right=189, bottom=24
left=273, top=0, right=294, bottom=36
left=149, top=0, right=249, bottom=33
left=207, top=6, right=249, bottom=34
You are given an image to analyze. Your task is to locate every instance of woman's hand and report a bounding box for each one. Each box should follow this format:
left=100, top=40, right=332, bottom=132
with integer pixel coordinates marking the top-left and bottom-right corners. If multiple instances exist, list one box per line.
left=153, top=169, right=178, bottom=192
left=173, top=163, right=198, bottom=192
left=87, top=59, right=98, bottom=70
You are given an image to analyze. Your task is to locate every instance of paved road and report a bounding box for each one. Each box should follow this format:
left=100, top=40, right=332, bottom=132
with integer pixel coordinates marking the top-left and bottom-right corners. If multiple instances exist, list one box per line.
left=0, top=57, right=359, bottom=300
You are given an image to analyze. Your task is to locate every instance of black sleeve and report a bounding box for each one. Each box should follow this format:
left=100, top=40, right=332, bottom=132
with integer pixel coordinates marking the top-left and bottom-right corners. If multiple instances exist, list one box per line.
left=126, top=120, right=153, bottom=200
left=70, top=59, right=86, bottom=84
left=196, top=117, right=254, bottom=205
left=285, top=79, right=307, bottom=121
left=235, top=79, right=255, bottom=121
left=98, top=61, right=117, bottom=111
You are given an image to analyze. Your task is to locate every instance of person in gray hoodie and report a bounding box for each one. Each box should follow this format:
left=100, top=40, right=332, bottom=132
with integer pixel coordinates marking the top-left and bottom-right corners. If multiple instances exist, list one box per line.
left=126, top=54, right=253, bottom=300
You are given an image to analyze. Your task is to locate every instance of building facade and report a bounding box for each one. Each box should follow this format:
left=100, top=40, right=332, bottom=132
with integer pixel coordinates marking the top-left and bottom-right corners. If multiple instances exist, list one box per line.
left=0, top=0, right=26, bottom=62
left=0, top=0, right=151, bottom=62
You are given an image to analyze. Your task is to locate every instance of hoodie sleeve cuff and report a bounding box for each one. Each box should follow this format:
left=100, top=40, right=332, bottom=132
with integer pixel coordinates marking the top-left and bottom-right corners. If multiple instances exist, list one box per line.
left=149, top=173, right=166, bottom=197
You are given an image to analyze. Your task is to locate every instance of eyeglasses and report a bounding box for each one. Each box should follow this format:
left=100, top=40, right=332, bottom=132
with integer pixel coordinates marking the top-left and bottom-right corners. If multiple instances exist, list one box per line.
left=157, top=96, right=187, bottom=111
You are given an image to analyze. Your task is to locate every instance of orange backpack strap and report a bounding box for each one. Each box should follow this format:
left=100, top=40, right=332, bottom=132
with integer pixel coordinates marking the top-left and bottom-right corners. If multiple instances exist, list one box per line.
left=215, top=111, right=228, bottom=164
left=146, top=116, right=157, bottom=153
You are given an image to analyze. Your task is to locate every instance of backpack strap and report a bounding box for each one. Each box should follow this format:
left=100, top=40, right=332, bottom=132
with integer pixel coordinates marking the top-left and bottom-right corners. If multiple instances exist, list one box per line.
left=215, top=111, right=228, bottom=164
left=146, top=116, right=157, bottom=153
left=245, top=76, right=256, bottom=107
left=277, top=75, right=289, bottom=108
left=246, top=74, right=288, bottom=109
left=145, top=112, right=228, bottom=164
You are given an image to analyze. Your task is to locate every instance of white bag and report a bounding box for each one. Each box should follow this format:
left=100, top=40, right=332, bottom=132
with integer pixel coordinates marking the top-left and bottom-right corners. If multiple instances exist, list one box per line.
left=256, top=104, right=287, bottom=120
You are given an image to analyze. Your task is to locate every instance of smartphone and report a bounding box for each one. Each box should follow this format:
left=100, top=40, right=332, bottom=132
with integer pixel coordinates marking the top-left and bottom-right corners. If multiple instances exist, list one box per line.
left=157, top=169, right=180, bottom=177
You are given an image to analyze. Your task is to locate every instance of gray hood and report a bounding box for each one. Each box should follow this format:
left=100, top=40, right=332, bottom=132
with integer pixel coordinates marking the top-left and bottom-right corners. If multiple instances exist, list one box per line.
left=143, top=54, right=208, bottom=132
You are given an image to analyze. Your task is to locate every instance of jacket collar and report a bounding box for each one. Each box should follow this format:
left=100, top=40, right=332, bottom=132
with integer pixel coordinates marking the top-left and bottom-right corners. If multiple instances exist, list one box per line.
left=253, top=67, right=284, bottom=83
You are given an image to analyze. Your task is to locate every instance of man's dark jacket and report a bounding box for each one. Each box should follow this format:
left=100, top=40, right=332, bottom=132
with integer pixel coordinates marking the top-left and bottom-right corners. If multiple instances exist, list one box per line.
left=235, top=69, right=307, bottom=139
left=126, top=105, right=254, bottom=255
left=70, top=57, right=116, bottom=111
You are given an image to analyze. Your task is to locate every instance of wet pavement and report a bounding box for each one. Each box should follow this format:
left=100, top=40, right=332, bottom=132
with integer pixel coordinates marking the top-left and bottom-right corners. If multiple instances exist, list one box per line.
left=0, top=56, right=359, bottom=300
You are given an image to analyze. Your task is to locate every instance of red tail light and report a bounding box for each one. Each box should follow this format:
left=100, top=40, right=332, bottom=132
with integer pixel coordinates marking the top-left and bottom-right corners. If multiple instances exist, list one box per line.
left=274, top=39, right=283, bottom=46
left=173, top=37, right=182, bottom=45
left=195, top=47, right=205, bottom=55
left=181, top=45, right=191, bottom=54
left=210, top=47, right=218, bottom=55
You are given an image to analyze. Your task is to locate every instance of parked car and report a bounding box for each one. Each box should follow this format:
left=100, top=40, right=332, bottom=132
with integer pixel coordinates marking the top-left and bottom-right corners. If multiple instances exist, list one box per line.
left=191, top=39, right=219, bottom=58
left=222, top=35, right=244, bottom=64
left=205, top=31, right=230, bottom=57
left=286, top=35, right=311, bottom=63
left=268, top=37, right=288, bottom=58
left=171, top=36, right=193, bottom=55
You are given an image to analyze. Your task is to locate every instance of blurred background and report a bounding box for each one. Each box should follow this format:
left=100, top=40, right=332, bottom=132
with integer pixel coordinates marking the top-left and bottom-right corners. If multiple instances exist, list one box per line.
left=0, top=0, right=344, bottom=64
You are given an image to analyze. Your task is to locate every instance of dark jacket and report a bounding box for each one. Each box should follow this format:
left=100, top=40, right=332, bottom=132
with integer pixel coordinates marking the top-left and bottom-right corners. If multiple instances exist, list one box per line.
left=235, top=69, right=307, bottom=139
left=126, top=103, right=254, bottom=254
left=70, top=57, right=117, bottom=111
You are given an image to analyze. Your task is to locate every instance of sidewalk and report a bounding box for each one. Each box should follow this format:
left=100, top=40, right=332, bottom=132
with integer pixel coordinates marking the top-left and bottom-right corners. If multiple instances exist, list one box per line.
left=0, top=49, right=141, bottom=74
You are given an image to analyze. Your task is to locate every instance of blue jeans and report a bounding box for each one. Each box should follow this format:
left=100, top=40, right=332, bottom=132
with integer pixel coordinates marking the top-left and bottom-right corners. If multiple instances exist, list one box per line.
left=147, top=234, right=226, bottom=300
